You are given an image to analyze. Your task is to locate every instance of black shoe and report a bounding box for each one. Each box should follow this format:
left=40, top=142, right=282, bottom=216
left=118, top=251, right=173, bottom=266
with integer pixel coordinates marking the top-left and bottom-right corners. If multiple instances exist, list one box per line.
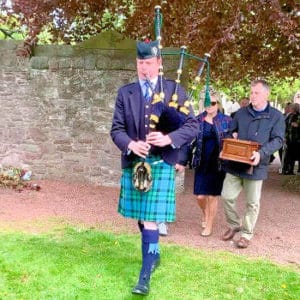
left=151, top=258, right=160, bottom=273
left=132, top=282, right=150, bottom=295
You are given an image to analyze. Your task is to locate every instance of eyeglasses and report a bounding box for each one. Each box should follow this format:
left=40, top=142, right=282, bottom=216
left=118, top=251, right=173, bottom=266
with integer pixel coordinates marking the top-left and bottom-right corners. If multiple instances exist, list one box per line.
left=209, top=102, right=218, bottom=106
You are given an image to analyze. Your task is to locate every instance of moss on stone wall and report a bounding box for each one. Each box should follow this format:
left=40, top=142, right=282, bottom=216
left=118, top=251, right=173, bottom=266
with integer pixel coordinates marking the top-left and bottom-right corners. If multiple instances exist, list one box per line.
left=78, top=30, right=136, bottom=50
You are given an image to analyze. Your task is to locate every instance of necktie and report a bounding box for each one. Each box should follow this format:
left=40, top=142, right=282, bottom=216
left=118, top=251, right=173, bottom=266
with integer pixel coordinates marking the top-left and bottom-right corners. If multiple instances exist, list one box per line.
left=144, top=81, right=152, bottom=102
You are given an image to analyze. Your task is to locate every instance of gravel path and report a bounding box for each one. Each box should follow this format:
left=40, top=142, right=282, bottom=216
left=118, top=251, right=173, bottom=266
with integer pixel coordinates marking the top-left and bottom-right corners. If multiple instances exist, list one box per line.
left=0, top=159, right=299, bottom=268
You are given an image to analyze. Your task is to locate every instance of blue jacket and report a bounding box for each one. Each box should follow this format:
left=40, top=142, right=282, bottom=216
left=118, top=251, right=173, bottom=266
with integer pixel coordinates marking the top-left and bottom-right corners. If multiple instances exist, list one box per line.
left=110, top=78, right=198, bottom=168
left=190, top=111, right=232, bottom=168
left=225, top=103, right=285, bottom=180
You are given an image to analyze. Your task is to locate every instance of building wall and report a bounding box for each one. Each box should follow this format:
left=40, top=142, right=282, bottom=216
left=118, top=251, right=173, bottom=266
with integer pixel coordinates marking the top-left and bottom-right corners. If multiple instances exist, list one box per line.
left=0, top=33, right=185, bottom=189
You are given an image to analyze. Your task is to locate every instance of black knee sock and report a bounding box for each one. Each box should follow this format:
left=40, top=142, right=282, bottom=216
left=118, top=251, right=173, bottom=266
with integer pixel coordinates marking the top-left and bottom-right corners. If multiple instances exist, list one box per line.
left=137, top=220, right=144, bottom=232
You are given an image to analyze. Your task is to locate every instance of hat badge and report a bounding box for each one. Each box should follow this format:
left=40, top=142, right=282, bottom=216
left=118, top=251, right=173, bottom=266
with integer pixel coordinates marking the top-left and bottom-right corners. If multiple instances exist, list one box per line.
left=151, top=46, right=158, bottom=56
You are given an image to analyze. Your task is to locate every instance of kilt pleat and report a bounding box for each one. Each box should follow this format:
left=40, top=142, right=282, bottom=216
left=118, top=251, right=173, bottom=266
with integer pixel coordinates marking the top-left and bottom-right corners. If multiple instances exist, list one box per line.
left=118, top=156, right=176, bottom=222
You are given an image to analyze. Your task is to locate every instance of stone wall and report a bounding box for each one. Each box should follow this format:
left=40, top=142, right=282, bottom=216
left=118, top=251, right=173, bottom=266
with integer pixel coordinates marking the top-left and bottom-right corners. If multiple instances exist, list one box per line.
left=0, top=32, right=185, bottom=189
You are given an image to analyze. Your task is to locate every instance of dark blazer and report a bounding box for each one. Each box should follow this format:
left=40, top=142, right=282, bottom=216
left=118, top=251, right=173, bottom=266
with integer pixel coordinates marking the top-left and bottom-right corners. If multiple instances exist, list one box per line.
left=110, top=78, right=198, bottom=168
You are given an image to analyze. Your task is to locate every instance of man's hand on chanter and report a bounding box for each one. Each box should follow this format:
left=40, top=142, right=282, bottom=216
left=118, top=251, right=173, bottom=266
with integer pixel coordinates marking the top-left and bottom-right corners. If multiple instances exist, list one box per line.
left=128, top=140, right=151, bottom=158
left=146, top=131, right=172, bottom=147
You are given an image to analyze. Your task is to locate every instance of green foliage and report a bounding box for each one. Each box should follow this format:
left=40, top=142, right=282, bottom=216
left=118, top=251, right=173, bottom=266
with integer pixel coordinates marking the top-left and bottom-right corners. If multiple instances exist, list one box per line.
left=269, top=77, right=300, bottom=103
left=124, top=0, right=300, bottom=83
left=1, top=1, right=299, bottom=87
left=0, top=13, right=26, bottom=40
left=0, top=228, right=299, bottom=299
left=216, top=80, right=249, bottom=101
left=0, top=0, right=300, bottom=83
left=0, top=0, right=134, bottom=43
left=214, top=77, right=300, bottom=104
left=36, top=27, right=54, bottom=44
left=188, top=76, right=300, bottom=108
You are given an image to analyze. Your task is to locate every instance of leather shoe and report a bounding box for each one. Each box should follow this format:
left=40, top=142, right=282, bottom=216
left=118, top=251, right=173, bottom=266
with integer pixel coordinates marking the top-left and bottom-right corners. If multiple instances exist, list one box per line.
left=222, top=227, right=240, bottom=241
left=236, top=237, right=250, bottom=248
left=151, top=258, right=160, bottom=273
left=132, top=282, right=150, bottom=296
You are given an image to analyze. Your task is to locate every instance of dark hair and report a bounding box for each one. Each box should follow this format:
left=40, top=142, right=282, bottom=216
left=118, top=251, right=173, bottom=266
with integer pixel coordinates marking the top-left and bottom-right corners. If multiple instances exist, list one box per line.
left=290, top=103, right=300, bottom=113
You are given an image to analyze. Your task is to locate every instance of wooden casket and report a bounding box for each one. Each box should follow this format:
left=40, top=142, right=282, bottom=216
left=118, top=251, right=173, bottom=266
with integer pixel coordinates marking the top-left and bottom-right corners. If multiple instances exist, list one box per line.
left=219, top=138, right=260, bottom=164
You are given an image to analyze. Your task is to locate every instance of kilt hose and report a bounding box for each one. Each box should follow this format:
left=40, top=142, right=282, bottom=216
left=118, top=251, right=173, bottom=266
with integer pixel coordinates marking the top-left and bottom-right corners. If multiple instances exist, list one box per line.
left=118, top=155, right=176, bottom=222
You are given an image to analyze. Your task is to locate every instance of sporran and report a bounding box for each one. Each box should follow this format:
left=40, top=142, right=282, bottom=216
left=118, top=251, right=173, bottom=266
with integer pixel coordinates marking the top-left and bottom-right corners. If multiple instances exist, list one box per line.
left=132, top=161, right=153, bottom=192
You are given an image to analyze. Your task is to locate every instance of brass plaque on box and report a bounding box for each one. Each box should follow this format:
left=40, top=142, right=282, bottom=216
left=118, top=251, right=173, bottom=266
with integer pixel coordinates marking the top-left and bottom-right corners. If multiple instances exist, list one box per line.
left=220, top=138, right=260, bottom=164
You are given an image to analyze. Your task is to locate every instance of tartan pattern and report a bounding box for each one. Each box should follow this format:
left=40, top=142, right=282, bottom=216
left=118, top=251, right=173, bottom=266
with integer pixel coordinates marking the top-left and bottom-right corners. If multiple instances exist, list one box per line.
left=118, top=156, right=176, bottom=222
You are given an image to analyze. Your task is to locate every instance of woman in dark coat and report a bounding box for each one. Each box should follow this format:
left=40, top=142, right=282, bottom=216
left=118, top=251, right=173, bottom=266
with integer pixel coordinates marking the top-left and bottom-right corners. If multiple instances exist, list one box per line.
left=191, top=91, right=232, bottom=236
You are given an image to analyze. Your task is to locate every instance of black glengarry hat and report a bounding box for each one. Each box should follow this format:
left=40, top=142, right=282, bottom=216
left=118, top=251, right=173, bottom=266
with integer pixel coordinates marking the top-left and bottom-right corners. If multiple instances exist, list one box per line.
left=137, top=40, right=160, bottom=59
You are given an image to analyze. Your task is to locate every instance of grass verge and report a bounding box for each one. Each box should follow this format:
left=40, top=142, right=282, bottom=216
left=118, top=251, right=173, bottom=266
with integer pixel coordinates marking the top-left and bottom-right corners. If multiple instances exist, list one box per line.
left=0, top=227, right=299, bottom=300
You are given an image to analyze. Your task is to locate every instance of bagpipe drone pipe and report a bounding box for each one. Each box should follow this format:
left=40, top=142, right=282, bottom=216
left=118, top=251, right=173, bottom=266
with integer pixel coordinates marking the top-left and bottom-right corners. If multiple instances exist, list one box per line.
left=148, top=5, right=212, bottom=134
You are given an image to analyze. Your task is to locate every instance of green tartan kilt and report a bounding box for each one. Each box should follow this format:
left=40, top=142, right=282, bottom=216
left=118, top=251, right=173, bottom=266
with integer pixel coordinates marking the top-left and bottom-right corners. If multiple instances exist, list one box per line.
left=118, top=156, right=176, bottom=222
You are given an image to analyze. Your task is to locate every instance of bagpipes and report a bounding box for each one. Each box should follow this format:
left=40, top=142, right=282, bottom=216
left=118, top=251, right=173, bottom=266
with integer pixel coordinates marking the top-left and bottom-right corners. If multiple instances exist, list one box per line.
left=148, top=5, right=212, bottom=133
left=133, top=6, right=211, bottom=193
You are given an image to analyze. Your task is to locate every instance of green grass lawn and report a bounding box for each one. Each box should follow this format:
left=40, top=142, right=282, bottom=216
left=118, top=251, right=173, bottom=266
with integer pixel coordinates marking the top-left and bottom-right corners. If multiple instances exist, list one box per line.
left=0, top=227, right=299, bottom=300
